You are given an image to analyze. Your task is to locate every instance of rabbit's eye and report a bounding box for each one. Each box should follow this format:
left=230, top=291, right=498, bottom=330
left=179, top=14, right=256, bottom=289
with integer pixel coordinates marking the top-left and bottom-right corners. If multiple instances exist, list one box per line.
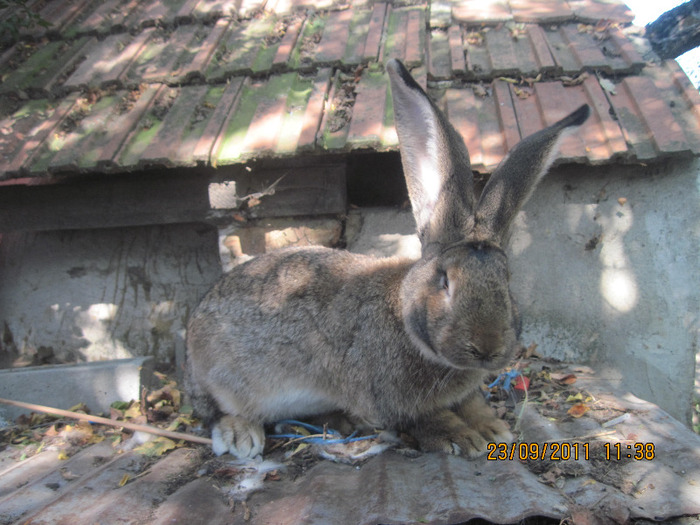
left=439, top=272, right=449, bottom=292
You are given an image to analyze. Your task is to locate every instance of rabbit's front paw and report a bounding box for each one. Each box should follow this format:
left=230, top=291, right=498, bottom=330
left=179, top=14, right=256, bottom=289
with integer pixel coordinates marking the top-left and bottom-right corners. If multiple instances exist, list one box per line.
left=211, top=415, right=265, bottom=459
left=411, top=396, right=513, bottom=458
left=411, top=409, right=499, bottom=458
left=454, top=394, right=513, bottom=447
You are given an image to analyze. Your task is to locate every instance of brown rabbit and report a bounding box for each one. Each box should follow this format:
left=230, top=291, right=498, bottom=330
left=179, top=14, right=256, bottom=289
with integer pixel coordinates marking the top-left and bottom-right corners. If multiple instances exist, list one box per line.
left=186, top=59, right=590, bottom=459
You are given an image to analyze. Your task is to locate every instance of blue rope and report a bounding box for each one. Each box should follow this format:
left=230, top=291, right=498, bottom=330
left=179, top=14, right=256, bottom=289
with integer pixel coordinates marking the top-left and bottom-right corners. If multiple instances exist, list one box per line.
left=268, top=419, right=379, bottom=445
left=486, top=369, right=524, bottom=399
left=488, top=369, right=521, bottom=391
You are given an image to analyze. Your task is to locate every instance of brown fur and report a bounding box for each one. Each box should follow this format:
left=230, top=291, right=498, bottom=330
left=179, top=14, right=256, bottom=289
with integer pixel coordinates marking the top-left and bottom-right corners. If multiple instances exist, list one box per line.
left=186, top=60, right=590, bottom=458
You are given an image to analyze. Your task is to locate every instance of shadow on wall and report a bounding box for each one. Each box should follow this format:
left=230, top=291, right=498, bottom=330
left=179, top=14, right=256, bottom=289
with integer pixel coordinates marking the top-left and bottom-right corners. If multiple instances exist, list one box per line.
left=508, top=159, right=700, bottom=424
left=0, top=223, right=222, bottom=370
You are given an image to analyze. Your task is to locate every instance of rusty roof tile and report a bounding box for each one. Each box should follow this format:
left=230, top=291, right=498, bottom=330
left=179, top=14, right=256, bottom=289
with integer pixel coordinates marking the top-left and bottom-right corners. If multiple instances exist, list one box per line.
left=381, top=6, right=426, bottom=67
left=510, top=0, right=573, bottom=23
left=206, top=15, right=279, bottom=80
left=174, top=18, right=231, bottom=83
left=0, top=37, right=91, bottom=98
left=1, top=0, right=699, bottom=181
left=63, top=34, right=138, bottom=90
left=452, top=0, right=514, bottom=24
left=346, top=67, right=390, bottom=149
left=568, top=0, right=635, bottom=23
left=31, top=0, right=93, bottom=39
left=121, top=26, right=197, bottom=85
left=613, top=73, right=695, bottom=159
left=0, top=94, right=79, bottom=178
left=138, top=84, right=213, bottom=168
left=66, top=0, right=135, bottom=36
left=195, top=76, right=245, bottom=164
left=428, top=28, right=452, bottom=80
left=297, top=68, right=333, bottom=151
left=272, top=16, right=304, bottom=70
left=315, top=9, right=355, bottom=66
left=188, top=0, right=238, bottom=20
left=363, top=3, right=389, bottom=62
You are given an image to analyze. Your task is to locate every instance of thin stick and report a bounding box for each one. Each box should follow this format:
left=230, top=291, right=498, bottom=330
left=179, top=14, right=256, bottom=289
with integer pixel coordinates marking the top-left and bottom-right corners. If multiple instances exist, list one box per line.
left=0, top=397, right=212, bottom=446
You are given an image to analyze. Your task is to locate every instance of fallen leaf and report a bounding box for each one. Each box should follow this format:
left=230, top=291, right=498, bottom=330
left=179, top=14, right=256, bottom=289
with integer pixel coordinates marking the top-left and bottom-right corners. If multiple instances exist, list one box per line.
left=599, top=77, right=617, bottom=95
left=60, top=468, right=80, bottom=481
left=290, top=442, right=309, bottom=457
left=134, top=436, right=177, bottom=457
left=567, top=403, right=590, bottom=418
left=618, top=197, right=627, bottom=206
left=124, top=402, right=143, bottom=420
left=566, top=393, right=584, bottom=403
left=57, top=451, right=70, bottom=460
left=213, top=466, right=242, bottom=478
left=119, top=473, right=130, bottom=487
left=513, top=86, right=531, bottom=99
left=523, top=342, right=539, bottom=358
left=553, top=373, right=577, bottom=385
left=265, top=470, right=281, bottom=481
left=68, top=403, right=90, bottom=414
left=561, top=72, right=589, bottom=86
left=472, top=84, right=488, bottom=98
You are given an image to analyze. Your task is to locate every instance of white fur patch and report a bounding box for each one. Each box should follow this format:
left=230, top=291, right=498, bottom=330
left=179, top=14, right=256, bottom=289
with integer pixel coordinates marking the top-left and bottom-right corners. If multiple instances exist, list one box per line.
left=256, top=386, right=338, bottom=421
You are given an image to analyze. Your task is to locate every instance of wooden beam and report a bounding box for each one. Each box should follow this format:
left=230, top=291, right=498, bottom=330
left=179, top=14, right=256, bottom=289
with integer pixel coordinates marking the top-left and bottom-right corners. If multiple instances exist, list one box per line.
left=0, top=164, right=347, bottom=232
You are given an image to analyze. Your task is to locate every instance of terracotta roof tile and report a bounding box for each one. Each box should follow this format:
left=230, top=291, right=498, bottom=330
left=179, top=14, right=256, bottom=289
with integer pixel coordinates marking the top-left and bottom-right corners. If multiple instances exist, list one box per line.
left=1, top=0, right=699, bottom=180
left=452, top=0, right=513, bottom=24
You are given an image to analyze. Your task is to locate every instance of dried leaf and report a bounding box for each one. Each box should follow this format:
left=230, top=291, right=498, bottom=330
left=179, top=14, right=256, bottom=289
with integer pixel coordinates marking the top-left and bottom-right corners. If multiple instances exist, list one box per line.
left=134, top=436, right=177, bottom=457
left=566, top=393, right=584, bottom=403
left=561, top=72, right=589, bottom=86
left=472, top=84, right=488, bottom=98
left=290, top=442, right=309, bottom=457
left=213, top=466, right=242, bottom=478
left=599, top=77, right=617, bottom=95
left=265, top=470, right=281, bottom=481
left=68, top=403, right=90, bottom=414
left=119, top=473, right=131, bottom=487
left=513, top=86, right=531, bottom=99
left=60, top=468, right=80, bottom=481
left=57, top=451, right=69, bottom=460
left=618, top=197, right=627, bottom=206
left=124, top=402, right=143, bottom=420
left=552, top=373, right=577, bottom=385
left=567, top=403, right=590, bottom=418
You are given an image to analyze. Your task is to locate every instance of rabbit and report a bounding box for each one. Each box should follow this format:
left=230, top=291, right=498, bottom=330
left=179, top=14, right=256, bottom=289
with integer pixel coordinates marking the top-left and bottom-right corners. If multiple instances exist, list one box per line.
left=186, top=58, right=590, bottom=459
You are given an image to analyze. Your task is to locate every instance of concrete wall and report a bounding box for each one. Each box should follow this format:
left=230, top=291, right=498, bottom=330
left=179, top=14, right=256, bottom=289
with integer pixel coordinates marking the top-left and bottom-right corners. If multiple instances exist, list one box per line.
left=0, top=224, right=222, bottom=369
left=346, top=160, right=700, bottom=425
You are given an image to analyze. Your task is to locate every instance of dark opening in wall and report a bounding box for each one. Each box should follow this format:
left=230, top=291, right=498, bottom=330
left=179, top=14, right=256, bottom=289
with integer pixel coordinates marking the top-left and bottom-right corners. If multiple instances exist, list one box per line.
left=346, top=152, right=408, bottom=207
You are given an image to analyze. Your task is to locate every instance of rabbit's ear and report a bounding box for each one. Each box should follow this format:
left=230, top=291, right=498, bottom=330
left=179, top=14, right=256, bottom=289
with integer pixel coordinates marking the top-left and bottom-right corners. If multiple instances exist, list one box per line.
left=474, top=104, right=590, bottom=242
left=387, top=59, right=475, bottom=249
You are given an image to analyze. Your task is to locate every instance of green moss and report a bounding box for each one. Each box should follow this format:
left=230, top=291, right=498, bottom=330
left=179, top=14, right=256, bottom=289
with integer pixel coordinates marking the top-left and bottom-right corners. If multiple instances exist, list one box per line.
left=119, top=117, right=163, bottom=167
left=214, top=82, right=259, bottom=164
left=277, top=75, right=313, bottom=153
left=344, top=10, right=371, bottom=65
left=289, top=14, right=325, bottom=70
left=11, top=99, right=53, bottom=120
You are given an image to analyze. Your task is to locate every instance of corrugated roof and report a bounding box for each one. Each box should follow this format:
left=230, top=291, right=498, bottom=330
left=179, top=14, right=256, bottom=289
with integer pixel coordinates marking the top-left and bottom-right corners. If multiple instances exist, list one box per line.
left=1, top=0, right=699, bottom=180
